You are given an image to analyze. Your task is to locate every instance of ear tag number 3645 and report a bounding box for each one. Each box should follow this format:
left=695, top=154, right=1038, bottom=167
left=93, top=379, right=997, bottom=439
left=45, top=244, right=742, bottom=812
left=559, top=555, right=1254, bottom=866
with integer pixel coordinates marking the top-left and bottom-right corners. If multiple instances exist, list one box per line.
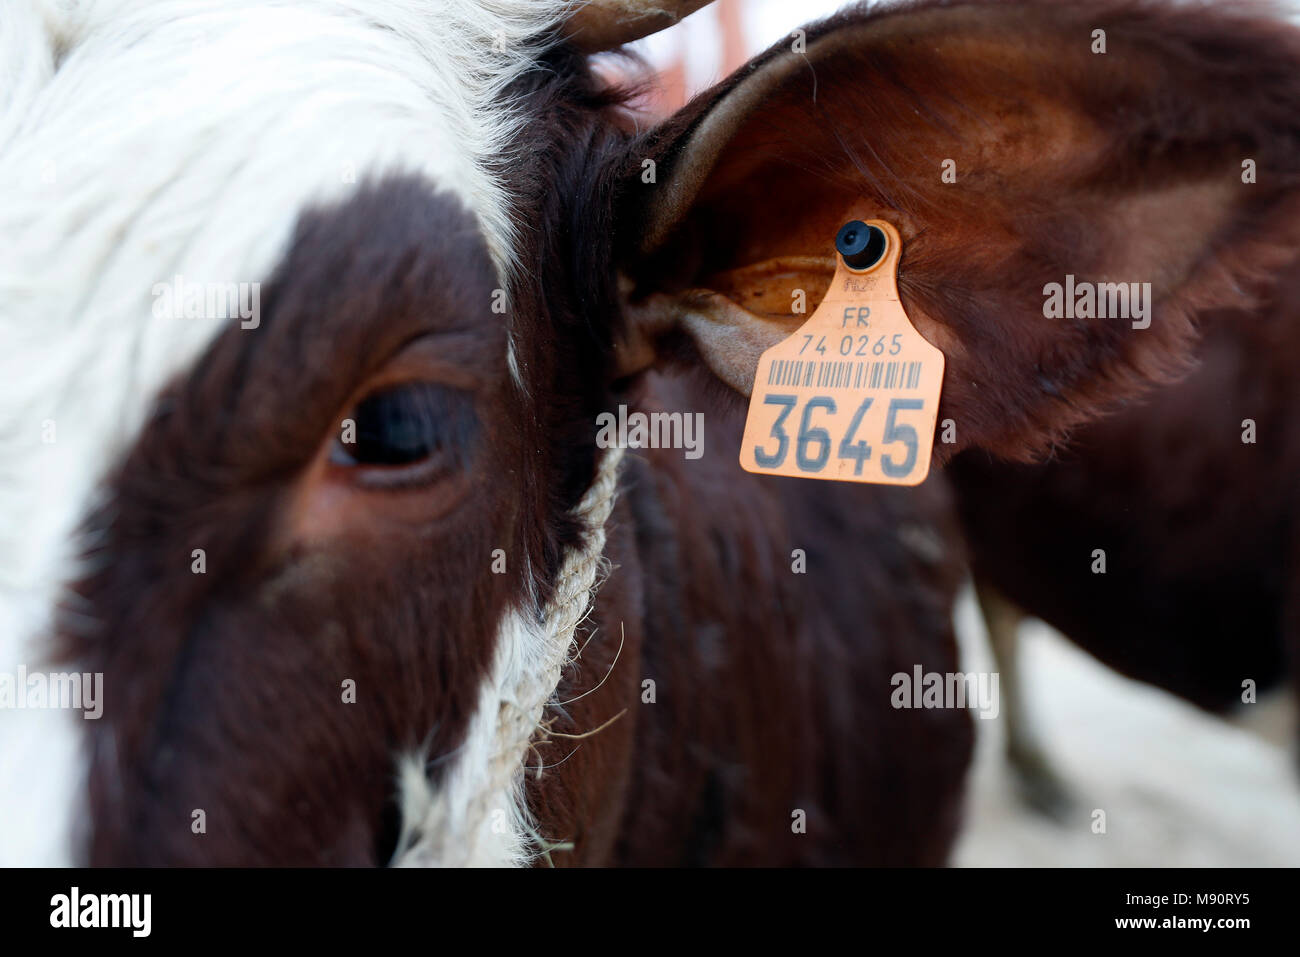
left=740, top=219, right=944, bottom=486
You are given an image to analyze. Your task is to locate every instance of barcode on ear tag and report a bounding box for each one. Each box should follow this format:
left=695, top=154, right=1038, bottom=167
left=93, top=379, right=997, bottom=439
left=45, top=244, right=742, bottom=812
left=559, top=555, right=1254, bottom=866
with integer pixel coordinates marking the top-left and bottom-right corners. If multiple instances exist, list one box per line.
left=739, top=219, right=944, bottom=486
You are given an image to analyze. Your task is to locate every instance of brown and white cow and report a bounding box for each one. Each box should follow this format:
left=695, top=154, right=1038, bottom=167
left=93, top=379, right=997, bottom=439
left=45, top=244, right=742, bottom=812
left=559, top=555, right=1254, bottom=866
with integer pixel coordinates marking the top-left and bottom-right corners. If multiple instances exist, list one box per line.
left=2, top=0, right=1298, bottom=865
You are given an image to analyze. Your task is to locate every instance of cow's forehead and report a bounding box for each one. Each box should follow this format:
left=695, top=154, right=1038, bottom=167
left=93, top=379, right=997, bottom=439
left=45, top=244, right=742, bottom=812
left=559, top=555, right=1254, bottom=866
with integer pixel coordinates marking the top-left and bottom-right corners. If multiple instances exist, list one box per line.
left=0, top=0, right=566, bottom=864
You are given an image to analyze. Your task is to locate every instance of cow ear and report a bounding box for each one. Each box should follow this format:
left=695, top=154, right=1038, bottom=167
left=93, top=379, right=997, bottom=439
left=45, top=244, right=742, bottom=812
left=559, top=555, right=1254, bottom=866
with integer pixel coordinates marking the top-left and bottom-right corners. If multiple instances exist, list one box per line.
left=610, top=1, right=1300, bottom=462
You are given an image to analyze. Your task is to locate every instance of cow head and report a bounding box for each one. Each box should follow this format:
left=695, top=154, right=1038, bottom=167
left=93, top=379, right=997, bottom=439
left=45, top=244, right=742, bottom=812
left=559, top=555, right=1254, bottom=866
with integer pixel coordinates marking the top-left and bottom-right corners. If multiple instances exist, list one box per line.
left=2, top=0, right=1298, bottom=865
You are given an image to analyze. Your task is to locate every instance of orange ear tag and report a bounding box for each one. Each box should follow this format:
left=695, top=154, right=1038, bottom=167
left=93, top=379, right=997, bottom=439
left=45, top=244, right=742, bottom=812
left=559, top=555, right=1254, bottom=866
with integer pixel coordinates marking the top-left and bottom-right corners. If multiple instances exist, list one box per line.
left=740, top=219, right=944, bottom=486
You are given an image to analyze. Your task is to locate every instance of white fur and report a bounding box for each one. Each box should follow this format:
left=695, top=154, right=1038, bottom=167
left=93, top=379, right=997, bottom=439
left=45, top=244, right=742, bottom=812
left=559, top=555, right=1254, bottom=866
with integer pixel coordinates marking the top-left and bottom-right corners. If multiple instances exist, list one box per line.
left=0, top=0, right=571, bottom=865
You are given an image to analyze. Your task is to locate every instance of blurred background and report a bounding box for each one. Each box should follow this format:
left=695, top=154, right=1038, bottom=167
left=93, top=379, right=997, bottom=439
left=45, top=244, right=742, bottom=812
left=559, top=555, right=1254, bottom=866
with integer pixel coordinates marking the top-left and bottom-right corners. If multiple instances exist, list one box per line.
left=625, top=0, right=1300, bottom=866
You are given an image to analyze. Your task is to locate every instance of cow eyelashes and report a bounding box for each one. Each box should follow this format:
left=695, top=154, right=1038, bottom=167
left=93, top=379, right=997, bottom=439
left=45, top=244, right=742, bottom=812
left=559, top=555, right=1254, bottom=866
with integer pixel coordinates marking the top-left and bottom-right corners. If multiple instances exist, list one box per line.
left=329, top=382, right=477, bottom=483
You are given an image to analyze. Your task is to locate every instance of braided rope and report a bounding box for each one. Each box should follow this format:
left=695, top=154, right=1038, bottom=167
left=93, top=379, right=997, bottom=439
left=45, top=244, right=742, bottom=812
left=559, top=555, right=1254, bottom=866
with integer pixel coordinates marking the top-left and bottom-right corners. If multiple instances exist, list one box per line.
left=481, top=446, right=626, bottom=861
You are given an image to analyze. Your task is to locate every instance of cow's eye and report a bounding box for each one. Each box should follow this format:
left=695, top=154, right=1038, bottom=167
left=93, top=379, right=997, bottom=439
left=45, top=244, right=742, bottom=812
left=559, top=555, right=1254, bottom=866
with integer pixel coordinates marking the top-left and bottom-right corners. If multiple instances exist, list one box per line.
left=329, top=382, right=476, bottom=477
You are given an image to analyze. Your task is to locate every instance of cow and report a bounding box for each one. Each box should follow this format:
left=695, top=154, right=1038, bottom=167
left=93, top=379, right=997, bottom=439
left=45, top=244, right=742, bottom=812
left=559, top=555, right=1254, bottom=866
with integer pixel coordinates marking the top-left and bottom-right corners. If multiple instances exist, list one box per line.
left=951, top=258, right=1300, bottom=809
left=2, top=0, right=1299, bottom=866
